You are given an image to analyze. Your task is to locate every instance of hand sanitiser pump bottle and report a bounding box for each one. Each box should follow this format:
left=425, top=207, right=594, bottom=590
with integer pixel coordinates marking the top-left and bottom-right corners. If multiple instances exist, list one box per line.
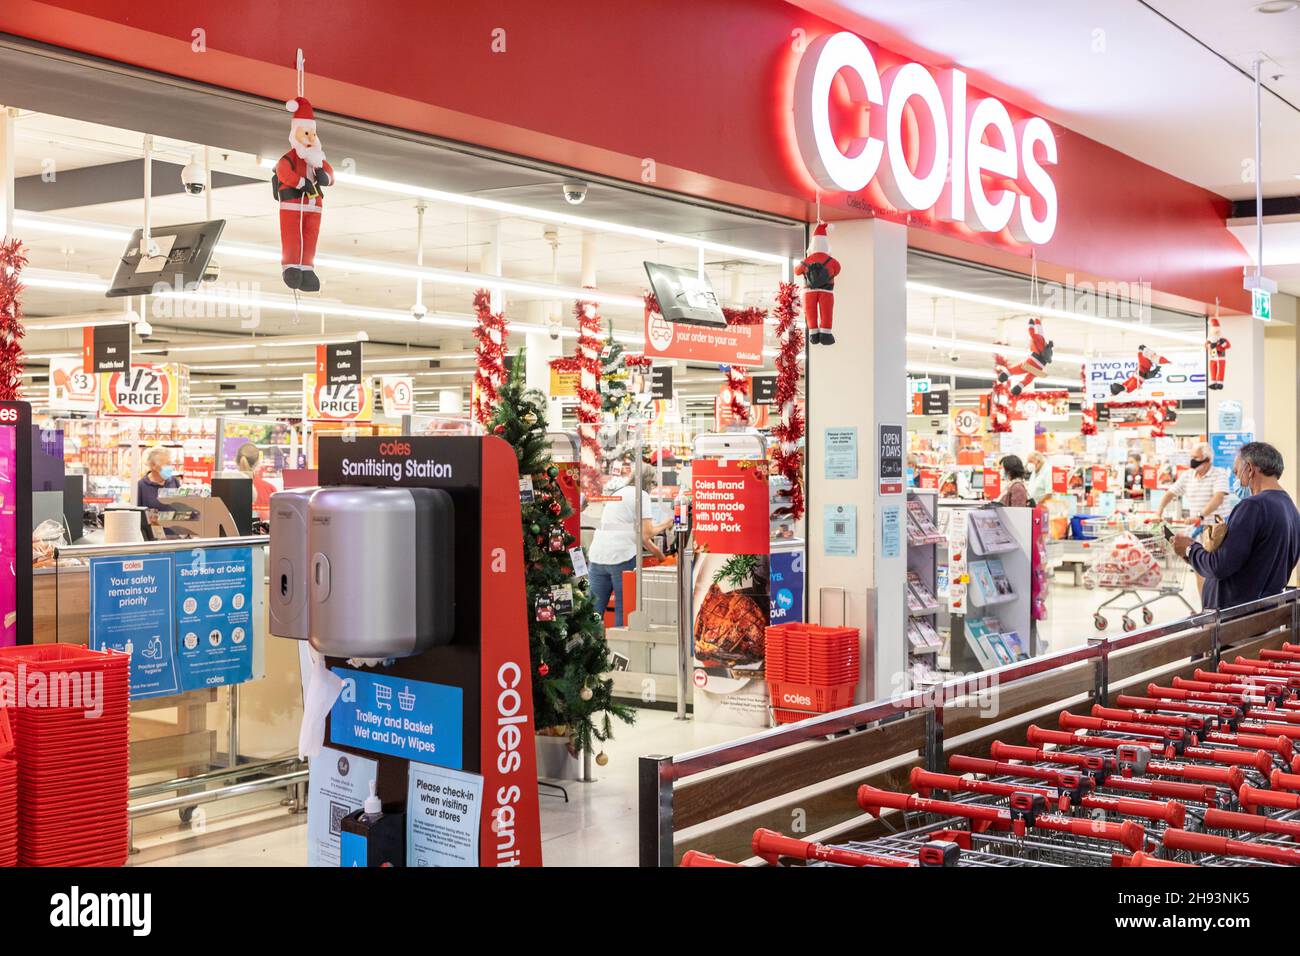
left=339, top=779, right=405, bottom=867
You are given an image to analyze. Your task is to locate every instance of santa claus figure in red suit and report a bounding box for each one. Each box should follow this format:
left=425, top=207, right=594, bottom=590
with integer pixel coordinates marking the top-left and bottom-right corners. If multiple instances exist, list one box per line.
left=1147, top=401, right=1177, bottom=437
left=794, top=222, right=840, bottom=345
left=997, top=315, right=1054, bottom=396
left=1206, top=317, right=1230, bottom=390
left=274, top=97, right=334, bottom=292
left=1110, top=344, right=1169, bottom=396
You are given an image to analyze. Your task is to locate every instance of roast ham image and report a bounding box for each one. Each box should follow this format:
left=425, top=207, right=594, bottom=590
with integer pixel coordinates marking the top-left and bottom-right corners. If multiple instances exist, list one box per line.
left=693, top=583, right=766, bottom=664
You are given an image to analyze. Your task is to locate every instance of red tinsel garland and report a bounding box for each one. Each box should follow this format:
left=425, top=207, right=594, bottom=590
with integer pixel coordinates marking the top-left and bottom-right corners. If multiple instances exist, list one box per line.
left=573, top=298, right=604, bottom=498
left=623, top=353, right=652, bottom=370
left=723, top=366, right=750, bottom=425
left=644, top=292, right=767, bottom=328
left=1080, top=366, right=1098, bottom=435
left=471, top=288, right=508, bottom=428
left=0, top=238, right=26, bottom=402
left=770, top=282, right=805, bottom=521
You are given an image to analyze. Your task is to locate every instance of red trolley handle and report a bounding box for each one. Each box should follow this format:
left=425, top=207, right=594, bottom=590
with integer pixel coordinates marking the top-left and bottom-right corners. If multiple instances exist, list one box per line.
left=1218, top=662, right=1300, bottom=688
left=856, top=785, right=1012, bottom=832
left=679, top=850, right=742, bottom=867
left=1174, top=676, right=1269, bottom=700
left=1092, top=705, right=1203, bottom=731
left=1103, top=774, right=1219, bottom=806
left=1245, top=707, right=1300, bottom=726
left=1122, top=851, right=1195, bottom=868
left=1026, top=724, right=1157, bottom=754
left=1032, top=814, right=1147, bottom=852
left=1181, top=746, right=1274, bottom=775
left=1115, top=695, right=1239, bottom=720
left=1156, top=680, right=1247, bottom=704
left=750, top=828, right=912, bottom=868
left=989, top=741, right=1107, bottom=772
left=1262, top=647, right=1300, bottom=661
left=1204, top=732, right=1293, bottom=762
left=1285, top=642, right=1300, bottom=653
left=909, top=767, right=1063, bottom=806
left=1240, top=721, right=1300, bottom=742
left=1239, top=783, right=1300, bottom=813
left=947, top=753, right=1092, bottom=793
left=1271, top=768, right=1300, bottom=792
left=1147, top=760, right=1245, bottom=790
left=1163, top=828, right=1300, bottom=866
left=1191, top=670, right=1290, bottom=698
left=1078, top=794, right=1186, bottom=828
left=1236, top=655, right=1300, bottom=672
left=1203, top=807, right=1300, bottom=840
left=1060, top=710, right=1181, bottom=741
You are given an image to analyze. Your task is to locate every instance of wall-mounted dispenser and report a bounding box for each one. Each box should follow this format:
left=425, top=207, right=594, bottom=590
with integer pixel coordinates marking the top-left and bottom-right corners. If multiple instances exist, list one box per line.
left=268, top=488, right=316, bottom=641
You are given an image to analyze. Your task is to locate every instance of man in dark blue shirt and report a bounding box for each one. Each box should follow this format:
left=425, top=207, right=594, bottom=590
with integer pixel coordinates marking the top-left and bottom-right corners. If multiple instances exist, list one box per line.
left=1173, top=441, right=1300, bottom=610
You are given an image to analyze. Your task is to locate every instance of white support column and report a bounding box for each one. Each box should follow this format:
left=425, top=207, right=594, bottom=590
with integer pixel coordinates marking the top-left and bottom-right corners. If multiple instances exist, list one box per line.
left=806, top=218, right=909, bottom=702
left=480, top=221, right=503, bottom=313
left=525, top=300, right=563, bottom=421
left=0, top=107, right=17, bottom=238
left=1215, top=311, right=1265, bottom=439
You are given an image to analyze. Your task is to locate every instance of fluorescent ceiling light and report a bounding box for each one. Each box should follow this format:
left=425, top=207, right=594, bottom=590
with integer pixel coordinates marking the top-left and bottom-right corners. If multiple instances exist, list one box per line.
left=908, top=281, right=1203, bottom=345
left=906, top=332, right=1088, bottom=365
left=907, top=361, right=1079, bottom=390
left=254, top=161, right=790, bottom=266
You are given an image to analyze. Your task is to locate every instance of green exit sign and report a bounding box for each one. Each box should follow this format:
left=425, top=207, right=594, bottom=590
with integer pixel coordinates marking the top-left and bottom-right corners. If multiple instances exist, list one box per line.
left=1252, top=288, right=1272, bottom=321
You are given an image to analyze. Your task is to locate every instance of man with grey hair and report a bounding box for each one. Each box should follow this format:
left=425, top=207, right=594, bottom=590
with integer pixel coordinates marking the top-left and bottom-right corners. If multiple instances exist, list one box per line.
left=1173, top=441, right=1300, bottom=610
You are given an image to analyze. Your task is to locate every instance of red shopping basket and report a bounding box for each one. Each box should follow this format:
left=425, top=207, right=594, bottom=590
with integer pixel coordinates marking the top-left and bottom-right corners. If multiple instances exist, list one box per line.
left=766, top=623, right=860, bottom=685
left=770, top=680, right=857, bottom=724
left=0, top=710, right=15, bottom=867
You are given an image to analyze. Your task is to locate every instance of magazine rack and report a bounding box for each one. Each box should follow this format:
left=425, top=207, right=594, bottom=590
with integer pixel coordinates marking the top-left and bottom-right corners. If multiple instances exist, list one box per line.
left=950, top=504, right=1034, bottom=672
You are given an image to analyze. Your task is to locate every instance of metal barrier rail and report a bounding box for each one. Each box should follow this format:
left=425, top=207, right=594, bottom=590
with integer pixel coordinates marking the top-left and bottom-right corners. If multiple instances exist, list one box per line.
left=639, top=589, right=1300, bottom=866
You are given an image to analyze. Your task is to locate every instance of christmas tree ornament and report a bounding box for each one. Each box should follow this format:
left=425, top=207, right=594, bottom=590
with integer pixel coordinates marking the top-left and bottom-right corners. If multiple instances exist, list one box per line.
left=579, top=686, right=594, bottom=702
left=549, top=527, right=565, bottom=551
left=273, top=96, right=334, bottom=292
left=523, top=411, right=537, bottom=425
left=595, top=752, right=609, bottom=767
left=535, top=592, right=555, bottom=622
left=538, top=663, right=549, bottom=677
left=547, top=465, right=558, bottom=479
left=793, top=222, right=840, bottom=346
left=1206, top=315, right=1230, bottom=390
left=996, top=316, right=1054, bottom=396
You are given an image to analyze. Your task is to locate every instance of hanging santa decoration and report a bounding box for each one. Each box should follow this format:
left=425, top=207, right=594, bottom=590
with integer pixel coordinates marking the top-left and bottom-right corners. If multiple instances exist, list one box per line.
left=989, top=353, right=1012, bottom=433
left=997, top=315, right=1054, bottom=396
left=1110, top=345, right=1169, bottom=396
left=1079, top=365, right=1098, bottom=436
left=273, top=96, right=334, bottom=292
left=1147, top=401, right=1177, bottom=437
left=1206, top=317, right=1230, bottom=391
left=793, top=222, right=840, bottom=346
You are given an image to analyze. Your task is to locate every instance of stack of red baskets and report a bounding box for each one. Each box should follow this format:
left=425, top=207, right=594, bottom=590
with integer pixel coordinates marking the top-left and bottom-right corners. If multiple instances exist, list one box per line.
left=765, top=623, right=860, bottom=724
left=0, top=708, right=15, bottom=867
left=0, top=645, right=130, bottom=866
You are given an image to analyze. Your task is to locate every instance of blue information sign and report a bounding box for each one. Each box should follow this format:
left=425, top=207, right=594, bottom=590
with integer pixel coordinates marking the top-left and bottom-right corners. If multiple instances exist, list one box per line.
left=174, top=546, right=255, bottom=690
left=89, top=554, right=179, bottom=699
left=1210, top=432, right=1253, bottom=497
left=330, top=668, right=464, bottom=768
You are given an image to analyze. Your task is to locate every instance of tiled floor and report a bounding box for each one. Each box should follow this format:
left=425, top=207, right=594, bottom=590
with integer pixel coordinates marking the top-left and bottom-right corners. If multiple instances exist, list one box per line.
left=135, top=572, right=1202, bottom=867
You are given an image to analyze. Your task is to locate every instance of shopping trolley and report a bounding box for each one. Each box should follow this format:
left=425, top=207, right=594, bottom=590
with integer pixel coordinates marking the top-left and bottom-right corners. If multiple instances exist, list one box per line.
left=1083, top=519, right=1196, bottom=632
left=374, top=683, right=393, bottom=711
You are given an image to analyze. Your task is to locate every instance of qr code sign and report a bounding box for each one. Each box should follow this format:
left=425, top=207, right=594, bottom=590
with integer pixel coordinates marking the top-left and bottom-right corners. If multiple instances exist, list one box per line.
left=834, top=521, right=846, bottom=534
left=329, top=800, right=351, bottom=836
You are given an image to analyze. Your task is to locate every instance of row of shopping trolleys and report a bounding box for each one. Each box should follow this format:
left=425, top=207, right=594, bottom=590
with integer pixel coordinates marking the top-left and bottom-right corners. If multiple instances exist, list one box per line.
left=682, top=642, right=1300, bottom=867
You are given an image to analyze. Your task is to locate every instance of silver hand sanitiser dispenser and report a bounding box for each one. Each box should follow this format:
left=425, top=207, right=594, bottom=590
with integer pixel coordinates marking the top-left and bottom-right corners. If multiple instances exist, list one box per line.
left=268, top=488, right=316, bottom=641
left=270, top=486, right=455, bottom=657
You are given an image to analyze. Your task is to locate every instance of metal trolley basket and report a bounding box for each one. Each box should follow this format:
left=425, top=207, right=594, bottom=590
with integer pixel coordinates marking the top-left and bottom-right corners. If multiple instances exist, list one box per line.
left=1083, top=517, right=1196, bottom=632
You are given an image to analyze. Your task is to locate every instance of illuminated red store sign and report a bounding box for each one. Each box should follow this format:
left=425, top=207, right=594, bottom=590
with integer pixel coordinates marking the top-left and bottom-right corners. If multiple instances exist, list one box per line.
left=792, top=32, right=1058, bottom=243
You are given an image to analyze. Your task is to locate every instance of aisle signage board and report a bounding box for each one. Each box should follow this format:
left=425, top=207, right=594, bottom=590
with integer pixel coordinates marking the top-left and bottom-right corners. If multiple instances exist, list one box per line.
left=878, top=423, right=904, bottom=494
left=100, top=363, right=189, bottom=417
left=380, top=375, right=415, bottom=417
left=913, top=390, right=949, bottom=416
left=89, top=554, right=179, bottom=699
left=651, top=364, right=674, bottom=400
left=329, top=668, right=464, bottom=768
left=318, top=342, right=363, bottom=386
left=174, top=546, right=254, bottom=690
left=1085, top=351, right=1205, bottom=403
left=405, top=762, right=484, bottom=868
left=248, top=404, right=269, bottom=416
left=307, top=746, right=378, bottom=868
left=82, top=324, right=131, bottom=374
left=824, top=427, right=858, bottom=479
left=48, top=356, right=100, bottom=413
left=224, top=398, right=249, bottom=412
left=303, top=372, right=375, bottom=423
left=644, top=308, right=763, bottom=366
left=752, top=373, right=777, bottom=406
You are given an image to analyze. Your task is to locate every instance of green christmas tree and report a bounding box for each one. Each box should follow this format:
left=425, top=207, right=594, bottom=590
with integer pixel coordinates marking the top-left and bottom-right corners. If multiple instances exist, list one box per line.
left=489, top=350, right=634, bottom=758
left=600, top=321, right=630, bottom=418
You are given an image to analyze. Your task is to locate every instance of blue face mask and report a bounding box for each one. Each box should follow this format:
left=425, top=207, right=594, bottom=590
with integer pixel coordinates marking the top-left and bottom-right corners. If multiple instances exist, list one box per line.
left=1236, top=470, right=1251, bottom=499
left=160, top=465, right=175, bottom=480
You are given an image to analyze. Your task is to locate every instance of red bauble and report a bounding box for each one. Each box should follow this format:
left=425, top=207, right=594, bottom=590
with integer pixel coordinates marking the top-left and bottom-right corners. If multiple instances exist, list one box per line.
left=493, top=424, right=506, bottom=435
left=538, top=663, right=549, bottom=677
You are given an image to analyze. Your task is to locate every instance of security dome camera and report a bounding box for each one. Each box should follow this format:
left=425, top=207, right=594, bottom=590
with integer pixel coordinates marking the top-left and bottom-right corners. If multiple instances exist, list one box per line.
left=135, top=318, right=153, bottom=341
left=410, top=302, right=428, bottom=321
left=180, top=161, right=206, bottom=196
left=948, top=349, right=961, bottom=363
left=562, top=180, right=588, bottom=205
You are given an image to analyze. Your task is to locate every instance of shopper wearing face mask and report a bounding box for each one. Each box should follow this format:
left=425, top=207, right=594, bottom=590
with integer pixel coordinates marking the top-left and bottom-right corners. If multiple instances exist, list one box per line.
left=137, top=445, right=181, bottom=511
left=1172, top=442, right=1300, bottom=610
left=1157, top=442, right=1231, bottom=525
left=1025, top=451, right=1054, bottom=506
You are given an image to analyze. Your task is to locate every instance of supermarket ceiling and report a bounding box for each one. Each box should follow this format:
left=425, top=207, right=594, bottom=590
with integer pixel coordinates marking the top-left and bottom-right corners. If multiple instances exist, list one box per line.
left=795, top=0, right=1300, bottom=202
